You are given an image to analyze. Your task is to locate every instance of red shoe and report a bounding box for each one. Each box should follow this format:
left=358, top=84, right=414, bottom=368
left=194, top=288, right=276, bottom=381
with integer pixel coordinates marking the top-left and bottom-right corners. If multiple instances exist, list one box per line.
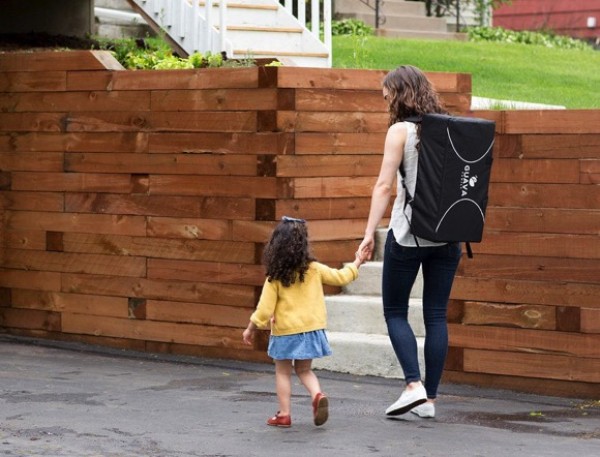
left=267, top=412, right=291, bottom=428
left=313, top=393, right=329, bottom=426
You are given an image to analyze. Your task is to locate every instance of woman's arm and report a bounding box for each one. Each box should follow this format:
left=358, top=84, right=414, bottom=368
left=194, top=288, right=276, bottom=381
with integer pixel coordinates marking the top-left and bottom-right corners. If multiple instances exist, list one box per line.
left=359, top=122, right=407, bottom=260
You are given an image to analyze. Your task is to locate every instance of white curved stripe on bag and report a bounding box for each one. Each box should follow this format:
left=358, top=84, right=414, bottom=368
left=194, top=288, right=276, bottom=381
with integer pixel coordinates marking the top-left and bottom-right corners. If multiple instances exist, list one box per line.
left=435, top=198, right=485, bottom=233
left=447, top=127, right=494, bottom=164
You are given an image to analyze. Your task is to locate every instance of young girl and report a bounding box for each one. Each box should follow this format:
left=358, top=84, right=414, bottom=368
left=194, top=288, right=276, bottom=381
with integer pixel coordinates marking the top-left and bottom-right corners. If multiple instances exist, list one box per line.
left=242, top=216, right=364, bottom=428
left=358, top=65, right=463, bottom=419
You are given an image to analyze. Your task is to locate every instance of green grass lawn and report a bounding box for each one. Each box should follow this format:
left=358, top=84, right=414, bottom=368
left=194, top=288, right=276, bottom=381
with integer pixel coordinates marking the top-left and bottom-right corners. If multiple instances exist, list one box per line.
left=332, top=35, right=600, bottom=109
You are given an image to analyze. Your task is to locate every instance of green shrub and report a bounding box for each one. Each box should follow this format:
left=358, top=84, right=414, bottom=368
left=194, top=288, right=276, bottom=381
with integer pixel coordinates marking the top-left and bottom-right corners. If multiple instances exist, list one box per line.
left=96, top=36, right=255, bottom=70
left=331, top=19, right=373, bottom=36
left=467, top=26, right=593, bottom=51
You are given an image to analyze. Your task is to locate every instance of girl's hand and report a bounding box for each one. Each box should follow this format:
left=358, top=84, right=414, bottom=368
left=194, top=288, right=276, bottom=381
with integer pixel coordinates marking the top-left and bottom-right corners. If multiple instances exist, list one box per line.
left=242, top=323, right=256, bottom=345
left=353, top=249, right=367, bottom=268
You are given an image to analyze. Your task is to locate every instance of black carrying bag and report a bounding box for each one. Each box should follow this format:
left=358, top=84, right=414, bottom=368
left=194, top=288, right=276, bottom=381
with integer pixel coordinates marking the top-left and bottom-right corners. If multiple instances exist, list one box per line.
left=402, top=113, right=496, bottom=257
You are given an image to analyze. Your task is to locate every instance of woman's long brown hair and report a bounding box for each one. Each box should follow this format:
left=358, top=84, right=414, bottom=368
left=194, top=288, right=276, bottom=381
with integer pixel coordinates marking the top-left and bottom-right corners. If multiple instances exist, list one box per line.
left=383, top=65, right=448, bottom=127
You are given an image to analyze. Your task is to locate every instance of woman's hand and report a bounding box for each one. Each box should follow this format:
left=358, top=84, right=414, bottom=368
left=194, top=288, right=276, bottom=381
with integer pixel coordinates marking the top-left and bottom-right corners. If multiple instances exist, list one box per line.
left=358, top=234, right=375, bottom=262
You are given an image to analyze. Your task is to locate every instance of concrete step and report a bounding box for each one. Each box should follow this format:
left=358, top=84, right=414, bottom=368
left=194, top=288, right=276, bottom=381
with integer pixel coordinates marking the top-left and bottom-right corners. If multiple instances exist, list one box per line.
left=377, top=28, right=468, bottom=41
left=325, top=294, right=425, bottom=336
left=313, top=332, right=424, bottom=379
left=335, top=0, right=425, bottom=17
left=342, top=261, right=424, bottom=300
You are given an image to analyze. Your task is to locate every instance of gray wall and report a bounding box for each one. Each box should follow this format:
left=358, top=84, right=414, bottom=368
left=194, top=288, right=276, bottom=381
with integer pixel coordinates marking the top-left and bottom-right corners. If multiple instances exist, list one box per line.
left=0, top=0, right=94, bottom=37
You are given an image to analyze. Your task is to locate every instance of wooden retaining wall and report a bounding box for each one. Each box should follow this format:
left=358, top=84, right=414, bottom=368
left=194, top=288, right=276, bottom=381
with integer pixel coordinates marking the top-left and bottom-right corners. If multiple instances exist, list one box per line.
left=0, top=51, right=598, bottom=397
left=446, top=109, right=600, bottom=398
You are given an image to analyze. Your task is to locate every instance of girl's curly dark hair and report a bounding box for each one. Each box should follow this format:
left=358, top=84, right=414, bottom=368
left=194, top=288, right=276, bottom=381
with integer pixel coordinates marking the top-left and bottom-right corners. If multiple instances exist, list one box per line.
left=383, top=65, right=448, bottom=127
left=262, top=219, right=315, bottom=287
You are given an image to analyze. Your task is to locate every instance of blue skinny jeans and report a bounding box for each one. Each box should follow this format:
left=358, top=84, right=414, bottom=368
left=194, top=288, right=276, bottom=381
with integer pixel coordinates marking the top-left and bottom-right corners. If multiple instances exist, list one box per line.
left=382, top=230, right=462, bottom=399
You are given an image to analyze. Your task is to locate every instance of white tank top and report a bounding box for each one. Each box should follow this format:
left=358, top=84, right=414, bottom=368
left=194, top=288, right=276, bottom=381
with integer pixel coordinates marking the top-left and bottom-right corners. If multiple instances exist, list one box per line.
left=389, top=122, right=446, bottom=247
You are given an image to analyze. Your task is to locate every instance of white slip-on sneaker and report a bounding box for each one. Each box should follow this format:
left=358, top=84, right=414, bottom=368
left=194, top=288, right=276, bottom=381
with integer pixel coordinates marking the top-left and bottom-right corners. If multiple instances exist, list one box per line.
left=410, top=401, right=435, bottom=418
left=385, top=384, right=427, bottom=416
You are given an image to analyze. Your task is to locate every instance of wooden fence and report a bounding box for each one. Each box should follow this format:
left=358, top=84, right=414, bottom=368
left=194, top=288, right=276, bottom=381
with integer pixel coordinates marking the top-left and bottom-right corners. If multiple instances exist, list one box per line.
left=0, top=51, right=597, bottom=397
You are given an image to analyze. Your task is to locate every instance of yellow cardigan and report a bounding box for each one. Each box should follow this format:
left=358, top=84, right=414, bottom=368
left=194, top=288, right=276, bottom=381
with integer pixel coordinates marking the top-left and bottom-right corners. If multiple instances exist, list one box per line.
left=250, top=261, right=359, bottom=336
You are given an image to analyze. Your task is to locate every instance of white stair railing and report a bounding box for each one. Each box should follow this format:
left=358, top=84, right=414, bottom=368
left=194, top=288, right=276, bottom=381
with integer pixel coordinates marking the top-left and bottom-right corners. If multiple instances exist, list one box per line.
left=283, top=0, right=332, bottom=66
left=127, top=0, right=231, bottom=56
left=126, top=0, right=332, bottom=66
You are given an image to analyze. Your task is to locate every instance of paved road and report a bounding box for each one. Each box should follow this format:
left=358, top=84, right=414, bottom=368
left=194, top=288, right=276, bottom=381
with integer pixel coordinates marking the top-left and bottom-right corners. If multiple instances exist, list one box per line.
left=0, top=335, right=598, bottom=457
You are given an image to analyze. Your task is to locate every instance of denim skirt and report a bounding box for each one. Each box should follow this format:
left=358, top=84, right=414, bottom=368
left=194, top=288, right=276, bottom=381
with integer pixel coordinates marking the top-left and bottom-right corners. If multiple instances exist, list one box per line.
left=268, top=329, right=332, bottom=361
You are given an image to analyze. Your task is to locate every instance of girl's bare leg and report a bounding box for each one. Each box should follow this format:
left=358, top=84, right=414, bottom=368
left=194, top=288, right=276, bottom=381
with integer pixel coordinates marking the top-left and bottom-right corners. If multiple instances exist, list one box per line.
left=274, top=359, right=293, bottom=415
left=294, top=359, right=322, bottom=399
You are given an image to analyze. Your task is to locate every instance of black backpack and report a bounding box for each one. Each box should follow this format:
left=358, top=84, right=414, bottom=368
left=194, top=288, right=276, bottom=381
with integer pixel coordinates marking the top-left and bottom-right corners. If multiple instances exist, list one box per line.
left=401, top=113, right=496, bottom=258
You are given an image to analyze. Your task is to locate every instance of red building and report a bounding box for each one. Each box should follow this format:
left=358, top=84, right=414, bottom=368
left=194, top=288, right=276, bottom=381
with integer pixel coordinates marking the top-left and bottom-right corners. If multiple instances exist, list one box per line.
left=493, top=0, right=600, bottom=41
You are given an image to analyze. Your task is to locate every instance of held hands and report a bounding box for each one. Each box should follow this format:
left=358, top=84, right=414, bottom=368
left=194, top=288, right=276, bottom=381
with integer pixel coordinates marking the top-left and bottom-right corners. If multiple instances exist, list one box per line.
left=357, top=234, right=375, bottom=263
left=353, top=247, right=368, bottom=268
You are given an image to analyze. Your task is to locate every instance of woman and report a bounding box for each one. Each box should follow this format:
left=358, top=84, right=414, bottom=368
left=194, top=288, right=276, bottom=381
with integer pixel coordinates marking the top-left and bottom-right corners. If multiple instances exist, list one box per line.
left=358, top=65, right=462, bottom=419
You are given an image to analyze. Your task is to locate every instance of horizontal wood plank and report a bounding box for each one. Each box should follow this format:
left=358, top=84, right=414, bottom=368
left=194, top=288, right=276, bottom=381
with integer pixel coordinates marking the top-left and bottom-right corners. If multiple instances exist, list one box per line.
left=145, top=300, right=252, bottom=327
left=520, top=134, right=600, bottom=159
left=65, top=193, right=255, bottom=219
left=443, top=369, right=600, bottom=399
left=489, top=183, right=600, bottom=209
left=449, top=324, right=600, bottom=358
left=65, top=111, right=257, bottom=133
left=0, top=152, right=63, bottom=171
left=463, top=348, right=600, bottom=383
left=0, top=308, right=61, bottom=331
left=273, top=197, right=375, bottom=220
left=67, top=67, right=260, bottom=91
left=476, top=232, right=600, bottom=260
left=504, top=110, right=600, bottom=134
left=151, top=88, right=277, bottom=111
left=148, top=175, right=277, bottom=198
left=491, top=159, right=580, bottom=183
left=580, top=159, right=600, bottom=184
left=0, top=132, right=149, bottom=152
left=275, top=67, right=470, bottom=93
left=2, top=229, right=47, bottom=250
left=11, top=172, right=134, bottom=193
left=147, top=132, right=293, bottom=154
left=147, top=259, right=264, bottom=286
left=459, top=301, right=556, bottom=330
left=0, top=91, right=151, bottom=112
left=457, top=254, right=600, bottom=283
left=64, top=152, right=258, bottom=175
left=276, top=155, right=381, bottom=177
left=580, top=308, right=600, bottom=334
left=61, top=313, right=248, bottom=349
left=0, top=269, right=61, bottom=291
left=61, top=273, right=256, bottom=307
left=295, top=132, right=385, bottom=154
left=6, top=211, right=146, bottom=236
left=0, top=191, right=64, bottom=212
left=292, top=177, right=375, bottom=198
left=452, top=277, right=600, bottom=308
left=146, top=217, right=238, bottom=240
left=485, top=207, right=600, bottom=235
left=3, top=249, right=146, bottom=277
left=0, top=71, right=66, bottom=92
left=0, top=51, right=121, bottom=72
left=0, top=113, right=65, bottom=132
left=295, top=89, right=386, bottom=112
left=62, top=233, right=256, bottom=263
left=278, top=111, right=388, bottom=133
left=11, top=289, right=129, bottom=318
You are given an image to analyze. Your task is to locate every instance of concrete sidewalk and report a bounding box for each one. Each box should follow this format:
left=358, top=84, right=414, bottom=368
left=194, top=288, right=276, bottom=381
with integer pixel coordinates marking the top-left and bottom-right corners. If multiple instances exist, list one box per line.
left=0, top=335, right=598, bottom=457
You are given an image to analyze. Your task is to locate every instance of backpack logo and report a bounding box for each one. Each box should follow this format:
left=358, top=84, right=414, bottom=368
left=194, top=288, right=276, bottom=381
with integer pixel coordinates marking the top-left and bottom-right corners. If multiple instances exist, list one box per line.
left=460, top=165, right=477, bottom=196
